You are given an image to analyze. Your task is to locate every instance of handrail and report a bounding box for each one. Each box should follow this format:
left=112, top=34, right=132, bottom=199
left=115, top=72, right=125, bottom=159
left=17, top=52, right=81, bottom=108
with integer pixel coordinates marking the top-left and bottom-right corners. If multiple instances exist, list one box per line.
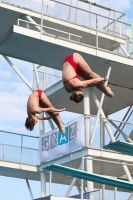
left=48, top=0, right=131, bottom=27
left=0, top=142, right=38, bottom=151
left=17, top=19, right=82, bottom=39
left=0, top=130, right=39, bottom=138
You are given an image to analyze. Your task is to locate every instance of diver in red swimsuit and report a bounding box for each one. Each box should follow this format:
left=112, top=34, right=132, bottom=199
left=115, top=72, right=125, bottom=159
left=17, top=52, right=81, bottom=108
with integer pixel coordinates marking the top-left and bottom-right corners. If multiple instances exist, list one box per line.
left=25, top=90, right=66, bottom=134
left=62, top=53, right=114, bottom=103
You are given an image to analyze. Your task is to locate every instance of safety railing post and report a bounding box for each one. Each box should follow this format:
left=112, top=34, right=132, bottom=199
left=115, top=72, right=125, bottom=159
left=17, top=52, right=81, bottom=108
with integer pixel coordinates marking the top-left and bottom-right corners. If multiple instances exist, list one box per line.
left=96, top=14, right=98, bottom=51
left=20, top=135, right=23, bottom=167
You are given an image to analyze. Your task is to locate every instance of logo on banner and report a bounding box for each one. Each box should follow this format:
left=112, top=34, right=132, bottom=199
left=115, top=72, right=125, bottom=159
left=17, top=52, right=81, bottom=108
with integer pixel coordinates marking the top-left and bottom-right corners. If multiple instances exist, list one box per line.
left=42, top=131, right=58, bottom=151
left=58, top=126, right=68, bottom=145
left=41, top=121, right=78, bottom=151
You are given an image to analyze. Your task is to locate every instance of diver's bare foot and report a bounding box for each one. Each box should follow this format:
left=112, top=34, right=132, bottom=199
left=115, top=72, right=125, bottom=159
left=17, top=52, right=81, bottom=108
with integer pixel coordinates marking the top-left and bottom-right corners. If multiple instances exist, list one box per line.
left=60, top=125, right=66, bottom=135
left=106, top=87, right=114, bottom=98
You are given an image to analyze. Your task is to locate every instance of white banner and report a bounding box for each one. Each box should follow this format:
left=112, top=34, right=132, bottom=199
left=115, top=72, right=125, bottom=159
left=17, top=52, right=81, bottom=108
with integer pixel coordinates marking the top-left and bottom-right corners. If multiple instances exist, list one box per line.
left=39, top=116, right=85, bottom=163
left=33, top=0, right=55, bottom=8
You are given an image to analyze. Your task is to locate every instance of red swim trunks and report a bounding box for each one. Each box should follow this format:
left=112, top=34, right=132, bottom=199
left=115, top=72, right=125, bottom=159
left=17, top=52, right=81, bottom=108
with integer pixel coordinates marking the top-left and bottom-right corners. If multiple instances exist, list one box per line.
left=35, top=90, right=43, bottom=98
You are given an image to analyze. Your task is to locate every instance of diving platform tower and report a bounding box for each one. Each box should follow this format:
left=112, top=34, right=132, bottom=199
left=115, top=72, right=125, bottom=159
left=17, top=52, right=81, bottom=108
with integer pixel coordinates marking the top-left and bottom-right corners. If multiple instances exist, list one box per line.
left=0, top=0, right=133, bottom=200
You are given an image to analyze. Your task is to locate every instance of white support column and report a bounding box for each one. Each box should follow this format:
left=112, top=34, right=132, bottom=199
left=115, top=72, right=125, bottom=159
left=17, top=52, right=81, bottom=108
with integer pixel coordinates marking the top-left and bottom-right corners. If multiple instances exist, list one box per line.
left=26, top=179, right=34, bottom=200
left=86, top=157, right=94, bottom=200
left=49, top=171, right=52, bottom=195
left=102, top=184, right=105, bottom=200
left=40, top=171, right=46, bottom=197
left=40, top=113, right=46, bottom=197
left=2, top=55, right=34, bottom=91
left=99, top=189, right=102, bottom=200
left=100, top=118, right=105, bottom=148
left=83, top=88, right=90, bottom=147
left=114, top=187, right=117, bottom=200
left=89, top=87, right=115, bottom=142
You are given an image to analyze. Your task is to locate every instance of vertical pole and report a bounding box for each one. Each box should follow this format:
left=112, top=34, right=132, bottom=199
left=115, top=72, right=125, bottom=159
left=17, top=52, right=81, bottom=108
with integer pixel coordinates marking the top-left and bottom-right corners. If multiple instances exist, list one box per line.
left=119, top=17, right=121, bottom=37
left=99, top=189, right=102, bottom=200
left=40, top=171, right=46, bottom=197
left=81, top=157, right=84, bottom=200
left=107, top=10, right=110, bottom=33
left=40, top=113, right=46, bottom=197
left=96, top=14, right=98, bottom=51
left=74, top=0, right=78, bottom=23
left=114, top=187, right=117, bottom=200
left=41, top=0, right=44, bottom=37
left=20, top=135, right=23, bottom=168
left=3, top=144, right=5, bottom=160
left=89, top=2, right=91, bottom=29
left=113, top=11, right=116, bottom=36
left=102, top=184, right=105, bottom=200
left=68, top=0, right=72, bottom=21
left=33, top=63, right=40, bottom=89
left=86, top=157, right=94, bottom=200
left=49, top=171, right=52, bottom=195
left=100, top=118, right=105, bottom=148
left=83, top=88, right=90, bottom=147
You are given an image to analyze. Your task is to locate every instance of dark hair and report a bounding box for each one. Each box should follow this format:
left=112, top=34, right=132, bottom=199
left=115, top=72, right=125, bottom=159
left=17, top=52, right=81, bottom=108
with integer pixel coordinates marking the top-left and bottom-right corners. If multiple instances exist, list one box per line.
left=25, top=116, right=35, bottom=131
left=70, top=92, right=84, bottom=103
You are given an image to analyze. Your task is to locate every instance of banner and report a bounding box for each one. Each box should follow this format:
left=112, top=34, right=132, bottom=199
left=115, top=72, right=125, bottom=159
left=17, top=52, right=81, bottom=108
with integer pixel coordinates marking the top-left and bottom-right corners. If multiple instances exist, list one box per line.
left=39, top=116, right=85, bottom=163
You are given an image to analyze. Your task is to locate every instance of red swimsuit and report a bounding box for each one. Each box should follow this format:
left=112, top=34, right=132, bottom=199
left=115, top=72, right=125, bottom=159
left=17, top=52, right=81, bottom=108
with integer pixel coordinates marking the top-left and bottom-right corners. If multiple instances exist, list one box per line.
left=63, top=54, right=80, bottom=93
left=36, top=89, right=43, bottom=97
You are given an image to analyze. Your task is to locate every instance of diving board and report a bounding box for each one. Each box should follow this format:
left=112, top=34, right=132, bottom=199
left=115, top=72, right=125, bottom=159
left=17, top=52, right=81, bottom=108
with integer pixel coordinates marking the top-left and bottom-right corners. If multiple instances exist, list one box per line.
left=103, top=140, right=133, bottom=156
left=43, top=164, right=133, bottom=191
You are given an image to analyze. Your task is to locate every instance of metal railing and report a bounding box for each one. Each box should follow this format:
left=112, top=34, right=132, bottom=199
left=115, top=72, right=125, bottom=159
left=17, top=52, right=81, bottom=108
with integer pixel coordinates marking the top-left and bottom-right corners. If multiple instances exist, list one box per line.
left=0, top=130, right=39, bottom=166
left=17, top=19, right=82, bottom=43
left=2, top=0, right=131, bottom=57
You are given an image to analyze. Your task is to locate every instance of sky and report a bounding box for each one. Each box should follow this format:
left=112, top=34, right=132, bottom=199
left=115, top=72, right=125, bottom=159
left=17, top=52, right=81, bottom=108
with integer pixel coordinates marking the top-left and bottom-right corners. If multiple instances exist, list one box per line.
left=0, top=0, right=133, bottom=199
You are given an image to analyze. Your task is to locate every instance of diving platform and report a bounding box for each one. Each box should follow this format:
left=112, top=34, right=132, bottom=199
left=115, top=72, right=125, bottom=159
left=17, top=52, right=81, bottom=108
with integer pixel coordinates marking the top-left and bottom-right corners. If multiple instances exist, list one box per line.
left=43, top=164, right=133, bottom=191
left=103, top=141, right=133, bottom=156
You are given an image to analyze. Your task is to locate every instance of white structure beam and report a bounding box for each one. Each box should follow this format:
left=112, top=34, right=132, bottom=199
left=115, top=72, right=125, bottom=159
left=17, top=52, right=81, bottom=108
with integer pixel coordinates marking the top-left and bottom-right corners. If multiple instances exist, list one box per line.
left=2, top=55, right=34, bottom=91
left=24, top=15, right=45, bottom=33
left=90, top=65, right=112, bottom=146
left=83, top=88, right=90, bottom=147
left=89, top=87, right=115, bottom=142
left=26, top=179, right=34, bottom=200
left=33, top=63, right=40, bottom=88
